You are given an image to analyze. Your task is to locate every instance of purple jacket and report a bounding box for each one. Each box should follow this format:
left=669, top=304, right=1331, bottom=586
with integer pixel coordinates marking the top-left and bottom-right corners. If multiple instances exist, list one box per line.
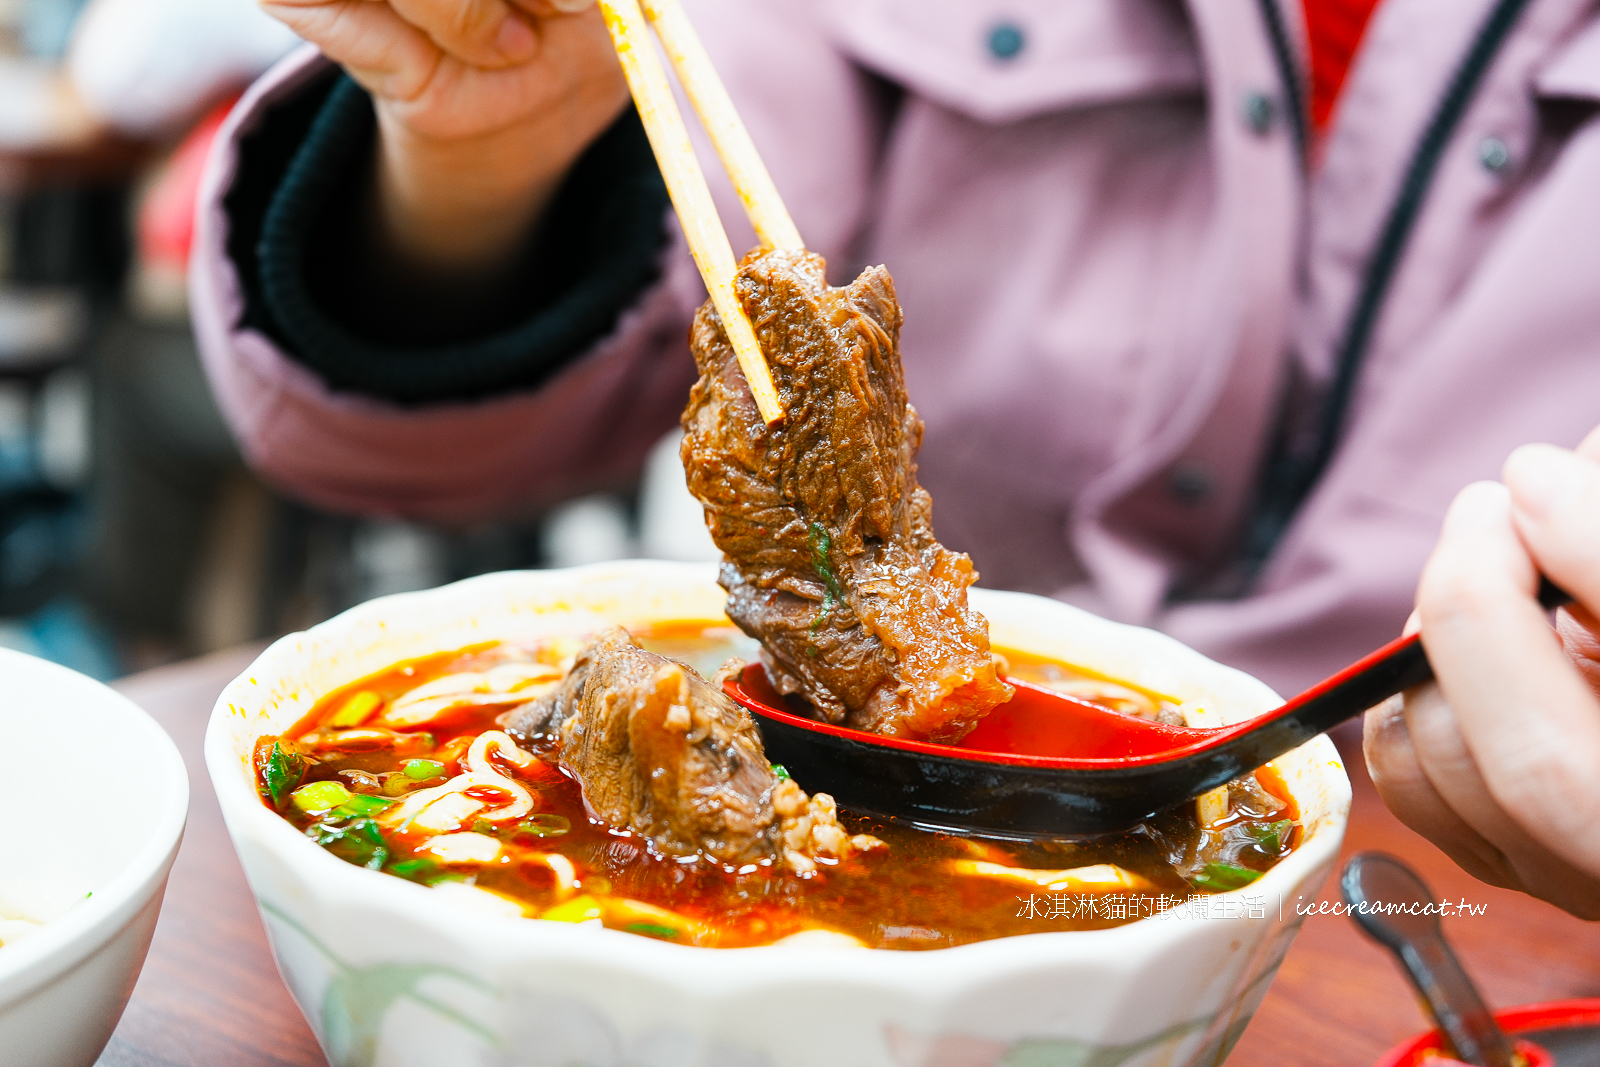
left=191, top=0, right=1600, bottom=696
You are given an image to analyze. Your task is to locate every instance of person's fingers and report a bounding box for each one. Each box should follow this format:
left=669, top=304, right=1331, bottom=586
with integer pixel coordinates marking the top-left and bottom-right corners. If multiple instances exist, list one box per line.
left=1504, top=442, right=1600, bottom=620
left=1506, top=440, right=1600, bottom=692
left=377, top=4, right=623, bottom=139
left=517, top=0, right=593, bottom=13
left=1401, top=684, right=1600, bottom=908
left=1556, top=605, right=1600, bottom=694
left=385, top=0, right=540, bottom=69
left=1418, top=480, right=1600, bottom=879
left=1399, top=686, right=1600, bottom=917
left=1363, top=691, right=1521, bottom=889
left=262, top=0, right=444, bottom=100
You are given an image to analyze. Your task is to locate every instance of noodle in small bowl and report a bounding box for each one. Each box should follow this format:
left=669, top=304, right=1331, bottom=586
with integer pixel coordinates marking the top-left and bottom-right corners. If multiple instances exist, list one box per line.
left=206, top=561, right=1350, bottom=1067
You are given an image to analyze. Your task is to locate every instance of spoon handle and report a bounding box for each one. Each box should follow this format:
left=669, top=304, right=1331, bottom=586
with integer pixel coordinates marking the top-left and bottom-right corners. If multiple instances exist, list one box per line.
left=1295, top=575, right=1572, bottom=729
left=1396, top=937, right=1517, bottom=1067
left=1341, top=853, right=1516, bottom=1067
left=1192, top=578, right=1573, bottom=789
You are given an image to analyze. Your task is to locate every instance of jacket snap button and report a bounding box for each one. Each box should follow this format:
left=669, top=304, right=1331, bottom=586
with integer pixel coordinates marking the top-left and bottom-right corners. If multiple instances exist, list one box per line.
left=1168, top=465, right=1213, bottom=505
left=987, top=23, right=1025, bottom=61
left=1241, top=90, right=1275, bottom=135
left=1479, top=136, right=1511, bottom=173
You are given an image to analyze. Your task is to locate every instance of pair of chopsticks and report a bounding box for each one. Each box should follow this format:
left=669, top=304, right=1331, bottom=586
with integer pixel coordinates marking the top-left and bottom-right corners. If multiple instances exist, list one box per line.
left=597, top=0, right=795, bottom=426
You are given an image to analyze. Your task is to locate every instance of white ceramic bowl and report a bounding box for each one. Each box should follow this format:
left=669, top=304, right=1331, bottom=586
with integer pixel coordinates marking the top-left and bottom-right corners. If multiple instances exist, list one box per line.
left=206, top=561, right=1350, bottom=1067
left=0, top=649, right=188, bottom=1067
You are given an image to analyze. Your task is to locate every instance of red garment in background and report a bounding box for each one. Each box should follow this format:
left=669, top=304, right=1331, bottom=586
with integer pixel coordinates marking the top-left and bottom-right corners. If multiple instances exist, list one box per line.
left=1302, top=0, right=1384, bottom=132
left=138, top=97, right=240, bottom=274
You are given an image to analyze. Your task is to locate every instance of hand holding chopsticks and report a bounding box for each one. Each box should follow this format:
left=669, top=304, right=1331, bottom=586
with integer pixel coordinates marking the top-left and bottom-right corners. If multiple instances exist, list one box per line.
left=597, top=0, right=794, bottom=425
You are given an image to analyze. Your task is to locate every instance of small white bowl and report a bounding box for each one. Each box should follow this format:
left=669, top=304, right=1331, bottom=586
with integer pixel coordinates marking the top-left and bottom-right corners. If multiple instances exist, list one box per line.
left=0, top=649, right=189, bottom=1067
left=207, top=561, right=1350, bottom=1067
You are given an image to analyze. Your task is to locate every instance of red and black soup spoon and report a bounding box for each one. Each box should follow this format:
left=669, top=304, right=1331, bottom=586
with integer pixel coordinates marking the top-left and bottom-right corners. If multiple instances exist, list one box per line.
left=724, top=580, right=1572, bottom=838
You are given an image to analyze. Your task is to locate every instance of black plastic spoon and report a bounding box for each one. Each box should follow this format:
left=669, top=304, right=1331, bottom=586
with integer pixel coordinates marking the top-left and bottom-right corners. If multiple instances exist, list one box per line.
left=1341, top=852, right=1519, bottom=1067
left=725, top=579, right=1571, bottom=838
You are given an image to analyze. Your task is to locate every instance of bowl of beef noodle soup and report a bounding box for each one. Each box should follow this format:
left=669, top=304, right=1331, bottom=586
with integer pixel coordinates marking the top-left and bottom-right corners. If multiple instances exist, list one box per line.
left=206, top=560, right=1350, bottom=1067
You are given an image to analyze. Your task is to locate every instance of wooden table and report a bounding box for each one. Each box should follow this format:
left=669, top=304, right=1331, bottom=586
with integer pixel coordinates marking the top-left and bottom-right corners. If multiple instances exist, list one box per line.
left=96, top=647, right=1600, bottom=1067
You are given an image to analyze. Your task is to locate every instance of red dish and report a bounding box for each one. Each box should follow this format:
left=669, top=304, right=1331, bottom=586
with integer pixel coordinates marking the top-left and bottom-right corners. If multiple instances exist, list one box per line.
left=1375, top=998, right=1600, bottom=1067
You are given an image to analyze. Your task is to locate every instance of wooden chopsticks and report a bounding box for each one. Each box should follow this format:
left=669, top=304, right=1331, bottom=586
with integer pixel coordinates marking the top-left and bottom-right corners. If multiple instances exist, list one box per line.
left=638, top=0, right=803, bottom=253
left=597, top=0, right=793, bottom=426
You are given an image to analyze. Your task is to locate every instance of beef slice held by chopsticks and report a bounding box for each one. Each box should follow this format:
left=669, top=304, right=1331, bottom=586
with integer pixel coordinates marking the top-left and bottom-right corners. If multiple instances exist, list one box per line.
left=681, top=248, right=1012, bottom=742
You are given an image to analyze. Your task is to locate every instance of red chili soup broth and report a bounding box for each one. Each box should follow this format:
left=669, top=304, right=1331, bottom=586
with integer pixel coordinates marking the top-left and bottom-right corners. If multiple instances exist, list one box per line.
left=255, top=622, right=1300, bottom=949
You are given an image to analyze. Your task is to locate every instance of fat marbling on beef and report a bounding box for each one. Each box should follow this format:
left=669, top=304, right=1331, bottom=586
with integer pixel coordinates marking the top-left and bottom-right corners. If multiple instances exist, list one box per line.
left=681, top=249, right=1012, bottom=742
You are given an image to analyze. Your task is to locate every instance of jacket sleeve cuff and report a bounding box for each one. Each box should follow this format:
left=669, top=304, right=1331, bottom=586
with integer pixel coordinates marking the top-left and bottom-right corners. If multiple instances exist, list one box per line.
left=240, top=73, right=671, bottom=405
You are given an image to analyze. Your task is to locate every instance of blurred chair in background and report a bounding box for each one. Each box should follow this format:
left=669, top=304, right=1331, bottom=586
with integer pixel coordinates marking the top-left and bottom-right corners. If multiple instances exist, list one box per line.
left=0, top=5, right=130, bottom=675
left=75, top=99, right=270, bottom=667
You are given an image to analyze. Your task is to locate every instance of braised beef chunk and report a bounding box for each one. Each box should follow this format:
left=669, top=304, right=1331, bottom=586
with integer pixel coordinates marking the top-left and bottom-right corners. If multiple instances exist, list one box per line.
left=504, top=627, right=878, bottom=870
left=500, top=626, right=619, bottom=741
left=681, top=249, right=1013, bottom=742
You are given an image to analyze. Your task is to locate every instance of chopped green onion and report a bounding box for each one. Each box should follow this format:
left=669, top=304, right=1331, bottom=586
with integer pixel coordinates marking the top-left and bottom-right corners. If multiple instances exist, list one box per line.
left=263, top=741, right=307, bottom=809
left=333, top=794, right=396, bottom=818
left=514, top=814, right=571, bottom=838
left=1245, top=819, right=1293, bottom=854
left=387, top=857, right=439, bottom=881
left=307, top=816, right=390, bottom=870
left=471, top=818, right=497, bottom=836
left=424, top=871, right=467, bottom=886
left=291, top=780, right=353, bottom=813
left=403, top=758, right=446, bottom=781
left=770, top=764, right=791, bottom=780
left=625, top=922, right=680, bottom=940
left=807, top=522, right=843, bottom=603
left=1189, top=862, right=1264, bottom=893
left=807, top=521, right=843, bottom=642
left=327, top=690, right=382, bottom=728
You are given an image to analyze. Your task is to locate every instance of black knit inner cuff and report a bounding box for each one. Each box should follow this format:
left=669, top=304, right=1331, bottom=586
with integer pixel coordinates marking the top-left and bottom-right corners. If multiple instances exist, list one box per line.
left=251, top=75, right=670, bottom=405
